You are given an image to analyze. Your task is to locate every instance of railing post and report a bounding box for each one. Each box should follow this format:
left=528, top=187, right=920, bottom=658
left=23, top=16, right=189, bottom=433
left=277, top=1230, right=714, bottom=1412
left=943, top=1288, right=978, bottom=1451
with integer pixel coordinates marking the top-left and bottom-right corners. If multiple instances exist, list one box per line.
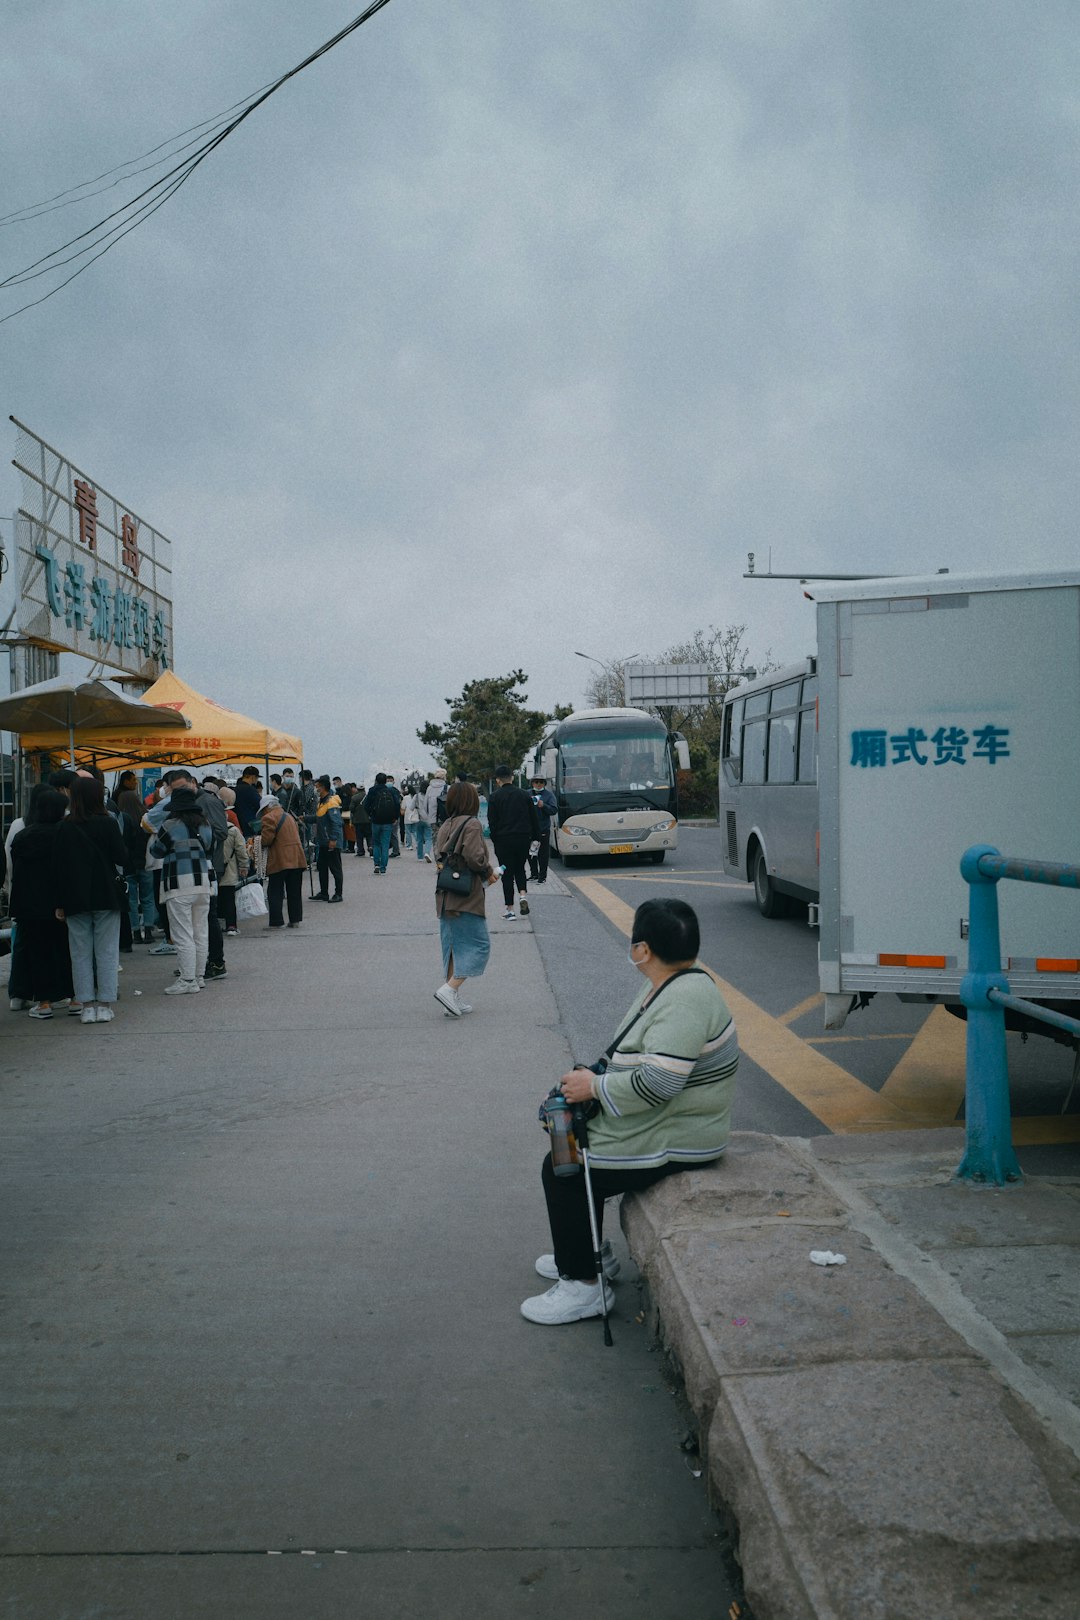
left=955, top=844, right=1023, bottom=1185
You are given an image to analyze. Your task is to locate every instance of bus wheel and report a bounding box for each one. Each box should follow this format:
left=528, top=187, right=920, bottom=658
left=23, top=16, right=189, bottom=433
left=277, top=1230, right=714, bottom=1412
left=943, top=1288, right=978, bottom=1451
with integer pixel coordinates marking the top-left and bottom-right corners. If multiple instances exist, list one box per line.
left=650, top=851, right=666, bottom=865
left=753, top=849, right=788, bottom=918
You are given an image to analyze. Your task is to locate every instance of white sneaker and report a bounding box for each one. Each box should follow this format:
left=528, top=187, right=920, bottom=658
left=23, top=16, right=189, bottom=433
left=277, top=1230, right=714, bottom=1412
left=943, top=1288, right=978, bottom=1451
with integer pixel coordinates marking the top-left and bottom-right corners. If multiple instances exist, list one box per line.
left=150, top=942, right=178, bottom=956
left=520, top=1277, right=614, bottom=1325
left=9, top=998, right=29, bottom=1011
left=424, top=852, right=433, bottom=863
left=535, top=1240, right=620, bottom=1282
left=502, top=907, right=515, bottom=919
left=80, top=1005, right=98, bottom=1024
left=95, top=1005, right=115, bottom=1022
left=165, top=979, right=200, bottom=995
left=434, top=983, right=462, bottom=1018
left=444, top=1002, right=473, bottom=1015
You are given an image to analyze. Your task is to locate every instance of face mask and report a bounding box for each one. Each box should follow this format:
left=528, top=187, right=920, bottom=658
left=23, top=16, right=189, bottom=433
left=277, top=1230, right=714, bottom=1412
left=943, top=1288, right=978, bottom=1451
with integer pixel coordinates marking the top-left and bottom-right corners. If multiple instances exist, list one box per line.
left=628, top=943, right=644, bottom=967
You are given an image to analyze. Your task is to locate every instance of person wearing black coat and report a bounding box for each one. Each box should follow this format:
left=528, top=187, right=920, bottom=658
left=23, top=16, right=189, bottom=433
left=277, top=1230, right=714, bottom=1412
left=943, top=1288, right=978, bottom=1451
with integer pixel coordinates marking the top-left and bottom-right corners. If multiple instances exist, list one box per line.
left=487, top=765, right=541, bottom=920
left=9, top=789, right=74, bottom=1017
left=54, top=775, right=127, bottom=1025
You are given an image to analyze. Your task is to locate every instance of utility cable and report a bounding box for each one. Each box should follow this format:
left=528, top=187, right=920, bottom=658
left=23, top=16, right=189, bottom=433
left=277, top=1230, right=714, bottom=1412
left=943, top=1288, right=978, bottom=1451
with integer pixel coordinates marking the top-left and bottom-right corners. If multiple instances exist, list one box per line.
left=0, top=0, right=394, bottom=324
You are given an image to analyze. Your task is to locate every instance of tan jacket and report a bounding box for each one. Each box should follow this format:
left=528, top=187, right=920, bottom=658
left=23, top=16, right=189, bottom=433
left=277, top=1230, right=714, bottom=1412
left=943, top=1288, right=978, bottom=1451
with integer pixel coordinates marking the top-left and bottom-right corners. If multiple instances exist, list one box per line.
left=220, top=824, right=251, bottom=887
left=434, top=814, right=493, bottom=918
left=260, top=803, right=307, bottom=873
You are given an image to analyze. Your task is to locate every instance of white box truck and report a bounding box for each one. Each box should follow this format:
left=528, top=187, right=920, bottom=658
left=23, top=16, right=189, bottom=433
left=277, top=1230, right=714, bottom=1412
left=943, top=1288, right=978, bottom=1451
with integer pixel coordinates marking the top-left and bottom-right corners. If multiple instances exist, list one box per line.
left=812, top=569, right=1080, bottom=1029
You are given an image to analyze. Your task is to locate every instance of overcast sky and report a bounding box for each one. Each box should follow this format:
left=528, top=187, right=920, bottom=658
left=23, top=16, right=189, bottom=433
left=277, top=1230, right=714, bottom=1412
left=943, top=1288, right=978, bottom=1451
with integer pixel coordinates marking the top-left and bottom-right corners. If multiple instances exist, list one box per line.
left=2, top=1, right=1077, bottom=778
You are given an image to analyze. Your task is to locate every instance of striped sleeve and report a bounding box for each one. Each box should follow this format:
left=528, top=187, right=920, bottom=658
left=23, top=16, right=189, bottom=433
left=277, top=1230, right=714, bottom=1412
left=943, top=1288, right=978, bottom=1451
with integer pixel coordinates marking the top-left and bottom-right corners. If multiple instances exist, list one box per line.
left=598, top=991, right=735, bottom=1118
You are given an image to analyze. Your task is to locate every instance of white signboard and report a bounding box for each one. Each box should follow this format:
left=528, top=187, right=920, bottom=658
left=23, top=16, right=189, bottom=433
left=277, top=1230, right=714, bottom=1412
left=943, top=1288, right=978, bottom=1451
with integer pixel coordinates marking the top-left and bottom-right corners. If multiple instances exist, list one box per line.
left=625, top=663, right=720, bottom=707
left=11, top=417, right=173, bottom=678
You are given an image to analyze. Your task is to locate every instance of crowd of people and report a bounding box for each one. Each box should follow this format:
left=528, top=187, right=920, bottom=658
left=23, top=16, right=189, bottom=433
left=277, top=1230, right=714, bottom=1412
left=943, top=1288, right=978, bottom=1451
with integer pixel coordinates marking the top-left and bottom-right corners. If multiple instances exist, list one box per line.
left=2, top=755, right=741, bottom=1336
left=0, top=756, right=562, bottom=1026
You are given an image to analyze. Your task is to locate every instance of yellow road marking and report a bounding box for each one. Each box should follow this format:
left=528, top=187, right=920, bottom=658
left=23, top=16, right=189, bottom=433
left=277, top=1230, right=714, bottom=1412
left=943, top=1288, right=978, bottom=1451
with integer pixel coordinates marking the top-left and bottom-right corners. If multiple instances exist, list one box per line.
left=566, top=874, right=1080, bottom=1144
left=807, top=1034, right=913, bottom=1044
left=778, top=992, right=825, bottom=1027
left=879, top=1004, right=967, bottom=1125
left=1012, top=1117, right=1080, bottom=1145
left=568, top=876, right=927, bottom=1134
left=600, top=875, right=745, bottom=889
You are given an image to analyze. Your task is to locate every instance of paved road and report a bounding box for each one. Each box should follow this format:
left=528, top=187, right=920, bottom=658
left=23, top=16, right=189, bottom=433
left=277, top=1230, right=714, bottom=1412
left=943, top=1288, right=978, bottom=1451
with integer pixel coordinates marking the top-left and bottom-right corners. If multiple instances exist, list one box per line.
left=0, top=854, right=747, bottom=1619
left=536, top=826, right=1080, bottom=1175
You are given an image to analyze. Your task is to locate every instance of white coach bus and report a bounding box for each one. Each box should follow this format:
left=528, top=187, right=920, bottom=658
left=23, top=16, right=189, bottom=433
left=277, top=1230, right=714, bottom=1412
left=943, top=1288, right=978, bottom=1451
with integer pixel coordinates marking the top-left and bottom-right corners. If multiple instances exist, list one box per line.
left=528, top=707, right=691, bottom=866
left=719, top=658, right=819, bottom=916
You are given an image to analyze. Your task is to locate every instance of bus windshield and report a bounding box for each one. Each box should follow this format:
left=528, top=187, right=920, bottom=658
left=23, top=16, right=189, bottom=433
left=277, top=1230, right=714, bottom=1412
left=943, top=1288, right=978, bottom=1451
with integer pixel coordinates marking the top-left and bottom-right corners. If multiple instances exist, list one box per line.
left=558, top=734, right=672, bottom=794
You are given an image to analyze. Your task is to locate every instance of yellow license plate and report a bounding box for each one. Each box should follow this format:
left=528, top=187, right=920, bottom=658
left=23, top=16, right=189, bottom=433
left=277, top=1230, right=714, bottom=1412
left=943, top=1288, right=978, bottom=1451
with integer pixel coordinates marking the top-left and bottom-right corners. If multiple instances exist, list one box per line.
left=608, top=844, right=633, bottom=855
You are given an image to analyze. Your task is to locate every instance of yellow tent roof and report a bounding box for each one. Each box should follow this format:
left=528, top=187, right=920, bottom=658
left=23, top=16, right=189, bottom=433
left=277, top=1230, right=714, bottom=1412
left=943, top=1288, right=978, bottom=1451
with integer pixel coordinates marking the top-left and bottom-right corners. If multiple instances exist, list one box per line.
left=18, top=669, right=303, bottom=768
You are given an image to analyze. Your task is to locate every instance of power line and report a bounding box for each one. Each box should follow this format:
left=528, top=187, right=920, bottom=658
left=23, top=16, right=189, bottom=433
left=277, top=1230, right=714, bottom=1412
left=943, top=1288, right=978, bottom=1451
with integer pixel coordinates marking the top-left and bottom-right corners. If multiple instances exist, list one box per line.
left=0, top=0, right=395, bottom=325
left=0, top=89, right=273, bottom=228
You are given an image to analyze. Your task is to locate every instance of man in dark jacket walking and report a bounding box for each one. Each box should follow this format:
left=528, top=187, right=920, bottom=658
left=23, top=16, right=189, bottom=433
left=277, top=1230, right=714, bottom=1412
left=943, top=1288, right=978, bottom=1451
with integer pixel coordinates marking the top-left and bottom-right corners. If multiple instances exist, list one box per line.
left=363, top=773, right=401, bottom=875
left=487, top=764, right=541, bottom=919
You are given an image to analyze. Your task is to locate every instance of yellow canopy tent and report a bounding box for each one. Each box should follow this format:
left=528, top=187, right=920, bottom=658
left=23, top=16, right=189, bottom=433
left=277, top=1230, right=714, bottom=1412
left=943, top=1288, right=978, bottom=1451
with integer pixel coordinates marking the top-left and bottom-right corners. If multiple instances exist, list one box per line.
left=18, top=670, right=303, bottom=770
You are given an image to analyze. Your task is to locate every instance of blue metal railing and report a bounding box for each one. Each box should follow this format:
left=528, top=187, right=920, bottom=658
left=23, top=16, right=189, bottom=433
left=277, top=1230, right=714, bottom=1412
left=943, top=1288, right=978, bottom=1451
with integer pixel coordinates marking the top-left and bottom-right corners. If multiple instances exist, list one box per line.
left=957, top=844, right=1080, bottom=1185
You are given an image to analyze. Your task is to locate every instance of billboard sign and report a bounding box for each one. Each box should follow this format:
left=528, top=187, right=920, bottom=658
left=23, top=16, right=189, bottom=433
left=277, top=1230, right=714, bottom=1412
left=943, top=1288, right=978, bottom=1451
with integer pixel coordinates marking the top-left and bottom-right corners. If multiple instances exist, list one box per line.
left=11, top=417, right=173, bottom=678
left=624, top=663, right=722, bottom=708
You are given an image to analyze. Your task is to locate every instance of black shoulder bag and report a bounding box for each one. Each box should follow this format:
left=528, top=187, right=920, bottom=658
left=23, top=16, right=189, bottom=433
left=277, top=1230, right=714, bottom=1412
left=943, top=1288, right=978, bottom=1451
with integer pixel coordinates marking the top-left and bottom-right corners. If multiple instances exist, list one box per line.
left=435, top=817, right=477, bottom=896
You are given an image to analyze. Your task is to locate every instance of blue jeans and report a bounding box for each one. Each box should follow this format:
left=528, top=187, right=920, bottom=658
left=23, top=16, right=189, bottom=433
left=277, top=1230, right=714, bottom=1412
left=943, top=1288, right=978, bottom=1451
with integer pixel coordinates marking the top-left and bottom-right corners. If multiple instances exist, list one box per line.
left=127, top=870, right=156, bottom=930
left=371, top=823, right=392, bottom=870
left=413, top=822, right=432, bottom=860
left=66, top=909, right=120, bottom=1004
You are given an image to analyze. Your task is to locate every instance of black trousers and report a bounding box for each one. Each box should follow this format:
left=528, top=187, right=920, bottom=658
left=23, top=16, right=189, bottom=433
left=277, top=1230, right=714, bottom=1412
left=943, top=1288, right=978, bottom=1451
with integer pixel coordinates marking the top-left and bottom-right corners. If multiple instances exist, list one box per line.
left=268, top=869, right=304, bottom=925
left=16, top=917, right=74, bottom=1003
left=495, top=839, right=530, bottom=906
left=542, top=1151, right=686, bottom=1280
left=217, top=885, right=238, bottom=929
left=207, top=893, right=224, bottom=968
left=317, top=846, right=343, bottom=898
left=529, top=832, right=551, bottom=882
left=153, top=870, right=171, bottom=941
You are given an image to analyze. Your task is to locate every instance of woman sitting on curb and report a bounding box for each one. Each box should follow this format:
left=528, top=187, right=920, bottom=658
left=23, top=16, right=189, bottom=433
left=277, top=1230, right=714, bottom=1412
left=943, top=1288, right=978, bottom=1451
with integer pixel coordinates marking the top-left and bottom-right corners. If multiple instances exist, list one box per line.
left=521, top=898, right=740, bottom=1325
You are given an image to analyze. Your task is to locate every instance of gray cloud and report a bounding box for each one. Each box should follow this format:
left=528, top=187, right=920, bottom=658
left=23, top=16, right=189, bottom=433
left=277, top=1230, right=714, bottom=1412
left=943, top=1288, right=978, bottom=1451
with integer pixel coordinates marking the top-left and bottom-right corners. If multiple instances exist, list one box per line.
left=2, top=0, right=1076, bottom=774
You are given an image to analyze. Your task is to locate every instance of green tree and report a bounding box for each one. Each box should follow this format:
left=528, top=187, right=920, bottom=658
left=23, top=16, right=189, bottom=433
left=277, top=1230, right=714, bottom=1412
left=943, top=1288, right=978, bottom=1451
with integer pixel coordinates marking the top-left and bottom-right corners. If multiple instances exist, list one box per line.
left=651, top=624, right=774, bottom=816
left=417, top=670, right=559, bottom=782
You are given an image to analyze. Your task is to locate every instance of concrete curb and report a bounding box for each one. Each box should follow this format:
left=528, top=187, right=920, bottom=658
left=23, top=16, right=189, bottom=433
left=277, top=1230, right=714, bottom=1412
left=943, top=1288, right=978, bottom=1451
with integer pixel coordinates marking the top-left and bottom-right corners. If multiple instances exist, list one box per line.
left=621, top=1132, right=1080, bottom=1619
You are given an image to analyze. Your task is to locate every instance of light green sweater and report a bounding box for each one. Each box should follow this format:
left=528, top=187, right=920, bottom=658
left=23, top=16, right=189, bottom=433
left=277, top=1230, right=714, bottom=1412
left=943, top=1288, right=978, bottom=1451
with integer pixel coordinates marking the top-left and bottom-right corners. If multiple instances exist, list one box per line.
left=588, top=968, right=739, bottom=1170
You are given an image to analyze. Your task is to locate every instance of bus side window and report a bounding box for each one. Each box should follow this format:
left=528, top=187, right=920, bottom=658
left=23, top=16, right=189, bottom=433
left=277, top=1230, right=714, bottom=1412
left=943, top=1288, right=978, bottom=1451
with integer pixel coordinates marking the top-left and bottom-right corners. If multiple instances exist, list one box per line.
left=797, top=707, right=816, bottom=782
left=767, top=713, right=797, bottom=784
left=743, top=716, right=767, bottom=784
left=723, top=698, right=744, bottom=779
left=797, top=676, right=818, bottom=784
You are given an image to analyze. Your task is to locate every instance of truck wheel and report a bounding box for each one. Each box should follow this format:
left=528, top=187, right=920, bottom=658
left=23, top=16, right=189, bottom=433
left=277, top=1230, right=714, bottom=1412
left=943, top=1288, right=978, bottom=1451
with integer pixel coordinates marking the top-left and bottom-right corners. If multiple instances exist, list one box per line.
left=650, top=851, right=666, bottom=865
left=753, top=849, right=788, bottom=918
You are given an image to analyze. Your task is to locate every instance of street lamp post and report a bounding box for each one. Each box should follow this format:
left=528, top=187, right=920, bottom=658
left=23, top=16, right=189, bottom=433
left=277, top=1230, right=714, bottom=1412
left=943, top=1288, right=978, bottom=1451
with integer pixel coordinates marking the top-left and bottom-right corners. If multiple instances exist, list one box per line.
left=574, top=650, right=643, bottom=707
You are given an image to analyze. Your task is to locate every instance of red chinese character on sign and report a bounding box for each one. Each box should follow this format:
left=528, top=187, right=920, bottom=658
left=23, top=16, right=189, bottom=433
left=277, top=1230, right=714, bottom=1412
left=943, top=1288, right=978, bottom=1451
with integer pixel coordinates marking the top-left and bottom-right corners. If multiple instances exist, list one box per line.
left=74, top=479, right=98, bottom=551
left=120, top=513, right=140, bottom=577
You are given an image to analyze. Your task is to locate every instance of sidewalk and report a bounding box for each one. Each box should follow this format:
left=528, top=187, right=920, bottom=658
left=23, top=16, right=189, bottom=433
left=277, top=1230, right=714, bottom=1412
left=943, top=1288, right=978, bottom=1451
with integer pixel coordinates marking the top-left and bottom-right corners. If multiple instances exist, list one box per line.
left=0, top=855, right=741, bottom=1618
left=623, top=1129, right=1080, bottom=1619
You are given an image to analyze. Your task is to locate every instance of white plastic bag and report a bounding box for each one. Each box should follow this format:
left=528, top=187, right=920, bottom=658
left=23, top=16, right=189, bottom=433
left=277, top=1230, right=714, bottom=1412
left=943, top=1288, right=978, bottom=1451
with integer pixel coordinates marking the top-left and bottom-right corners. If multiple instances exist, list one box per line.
left=235, top=878, right=268, bottom=920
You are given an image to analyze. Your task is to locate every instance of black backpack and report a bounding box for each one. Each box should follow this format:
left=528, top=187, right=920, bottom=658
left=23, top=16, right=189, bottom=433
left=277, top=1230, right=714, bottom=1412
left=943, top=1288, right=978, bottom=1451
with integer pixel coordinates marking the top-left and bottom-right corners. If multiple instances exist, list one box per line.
left=373, top=786, right=397, bottom=822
